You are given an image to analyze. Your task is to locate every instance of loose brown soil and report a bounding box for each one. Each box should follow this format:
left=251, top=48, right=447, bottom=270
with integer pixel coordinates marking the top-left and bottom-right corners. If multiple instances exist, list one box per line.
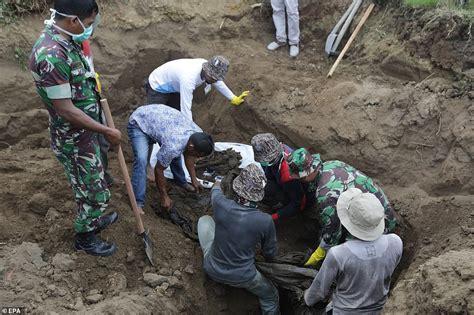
left=0, top=0, right=473, bottom=314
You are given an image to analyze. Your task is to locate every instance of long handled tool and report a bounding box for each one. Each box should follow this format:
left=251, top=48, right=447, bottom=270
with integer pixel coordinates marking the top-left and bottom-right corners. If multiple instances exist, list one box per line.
left=325, top=0, right=362, bottom=56
left=100, top=98, right=154, bottom=265
left=327, top=2, right=375, bottom=78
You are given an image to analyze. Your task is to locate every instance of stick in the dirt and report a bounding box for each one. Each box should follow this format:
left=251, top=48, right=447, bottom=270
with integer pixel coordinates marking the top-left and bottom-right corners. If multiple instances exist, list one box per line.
left=100, top=98, right=154, bottom=266
left=327, top=2, right=375, bottom=78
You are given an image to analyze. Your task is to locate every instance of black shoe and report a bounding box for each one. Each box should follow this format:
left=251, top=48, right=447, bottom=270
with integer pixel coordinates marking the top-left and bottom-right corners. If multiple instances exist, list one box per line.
left=74, top=231, right=117, bottom=256
left=92, top=211, right=119, bottom=234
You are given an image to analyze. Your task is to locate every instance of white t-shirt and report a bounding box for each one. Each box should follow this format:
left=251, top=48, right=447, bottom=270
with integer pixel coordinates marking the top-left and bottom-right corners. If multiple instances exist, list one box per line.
left=148, top=58, right=235, bottom=121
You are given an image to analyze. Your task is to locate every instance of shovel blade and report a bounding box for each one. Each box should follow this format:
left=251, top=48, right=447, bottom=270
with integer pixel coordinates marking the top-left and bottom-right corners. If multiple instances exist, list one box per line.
left=139, top=230, right=154, bottom=266
left=325, top=33, right=338, bottom=55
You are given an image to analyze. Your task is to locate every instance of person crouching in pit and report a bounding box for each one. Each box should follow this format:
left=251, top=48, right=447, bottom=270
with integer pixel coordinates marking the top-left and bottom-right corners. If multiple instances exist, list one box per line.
left=128, top=104, right=214, bottom=212
left=197, top=164, right=280, bottom=315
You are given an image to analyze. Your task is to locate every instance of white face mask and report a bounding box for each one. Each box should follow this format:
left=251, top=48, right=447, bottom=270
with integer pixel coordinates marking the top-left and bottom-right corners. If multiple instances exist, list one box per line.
left=44, top=8, right=100, bottom=42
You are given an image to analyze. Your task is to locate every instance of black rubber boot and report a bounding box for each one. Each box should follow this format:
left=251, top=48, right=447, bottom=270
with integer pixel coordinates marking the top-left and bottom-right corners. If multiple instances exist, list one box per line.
left=74, top=231, right=117, bottom=256
left=92, top=211, right=119, bottom=234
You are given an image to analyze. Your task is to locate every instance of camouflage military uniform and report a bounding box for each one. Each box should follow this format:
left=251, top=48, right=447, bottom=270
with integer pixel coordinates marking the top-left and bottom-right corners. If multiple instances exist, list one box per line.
left=315, top=160, right=397, bottom=249
left=29, top=26, right=109, bottom=233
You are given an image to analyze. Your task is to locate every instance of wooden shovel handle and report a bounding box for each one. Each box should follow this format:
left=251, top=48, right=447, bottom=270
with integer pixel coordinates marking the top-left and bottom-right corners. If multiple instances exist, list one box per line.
left=327, top=2, right=375, bottom=78
left=100, top=99, right=145, bottom=234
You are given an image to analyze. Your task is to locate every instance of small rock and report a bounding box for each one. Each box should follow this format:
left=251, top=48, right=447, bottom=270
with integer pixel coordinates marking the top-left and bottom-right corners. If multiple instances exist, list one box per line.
left=143, top=273, right=168, bottom=288
left=34, top=294, right=43, bottom=303
left=88, top=289, right=100, bottom=295
left=168, top=276, right=182, bottom=288
left=143, top=265, right=153, bottom=274
left=158, top=267, right=172, bottom=276
left=184, top=265, right=194, bottom=274
left=106, top=273, right=128, bottom=295
left=57, top=288, right=68, bottom=297
left=160, top=282, right=170, bottom=291
left=85, top=293, right=103, bottom=304
left=45, top=208, right=61, bottom=221
left=172, top=270, right=182, bottom=279
left=52, top=253, right=75, bottom=272
left=126, top=251, right=135, bottom=263
left=47, top=284, right=57, bottom=291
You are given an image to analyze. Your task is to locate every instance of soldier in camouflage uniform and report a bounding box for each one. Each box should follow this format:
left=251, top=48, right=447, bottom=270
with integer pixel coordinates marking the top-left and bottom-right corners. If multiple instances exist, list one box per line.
left=29, top=0, right=121, bottom=256
left=286, top=148, right=397, bottom=267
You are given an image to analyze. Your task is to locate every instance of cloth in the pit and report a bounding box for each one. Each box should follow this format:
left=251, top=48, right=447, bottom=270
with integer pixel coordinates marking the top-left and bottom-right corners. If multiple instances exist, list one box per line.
left=256, top=252, right=327, bottom=315
left=152, top=149, right=243, bottom=240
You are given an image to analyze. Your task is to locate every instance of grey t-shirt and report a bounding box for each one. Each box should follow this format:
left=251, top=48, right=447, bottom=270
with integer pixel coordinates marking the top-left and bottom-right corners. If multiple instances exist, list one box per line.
left=203, top=187, right=278, bottom=285
left=304, top=234, right=403, bottom=314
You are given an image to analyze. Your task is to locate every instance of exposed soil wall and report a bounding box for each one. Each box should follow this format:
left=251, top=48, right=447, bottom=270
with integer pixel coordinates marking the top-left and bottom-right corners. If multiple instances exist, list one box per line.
left=0, top=0, right=473, bottom=314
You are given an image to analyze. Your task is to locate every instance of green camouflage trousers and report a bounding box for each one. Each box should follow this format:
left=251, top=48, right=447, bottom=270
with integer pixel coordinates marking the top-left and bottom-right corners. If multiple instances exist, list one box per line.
left=51, top=129, right=110, bottom=233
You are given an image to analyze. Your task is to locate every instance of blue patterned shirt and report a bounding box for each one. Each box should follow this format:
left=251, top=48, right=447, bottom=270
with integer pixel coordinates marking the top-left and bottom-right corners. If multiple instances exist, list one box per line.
left=129, top=104, right=202, bottom=167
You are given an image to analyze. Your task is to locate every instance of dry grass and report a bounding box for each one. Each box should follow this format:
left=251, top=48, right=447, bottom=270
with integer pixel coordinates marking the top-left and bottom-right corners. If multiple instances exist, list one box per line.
left=0, top=0, right=51, bottom=23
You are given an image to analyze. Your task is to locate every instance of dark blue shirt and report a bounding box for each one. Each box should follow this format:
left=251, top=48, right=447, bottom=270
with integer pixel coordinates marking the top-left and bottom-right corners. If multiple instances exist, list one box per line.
left=203, top=187, right=278, bottom=284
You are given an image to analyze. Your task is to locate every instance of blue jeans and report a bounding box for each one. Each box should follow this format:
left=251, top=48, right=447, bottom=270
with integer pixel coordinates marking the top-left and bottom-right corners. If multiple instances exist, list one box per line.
left=127, top=123, right=187, bottom=208
left=198, top=215, right=280, bottom=315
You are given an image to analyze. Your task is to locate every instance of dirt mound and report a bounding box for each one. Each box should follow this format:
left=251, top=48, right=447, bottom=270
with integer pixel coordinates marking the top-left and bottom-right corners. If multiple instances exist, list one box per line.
left=385, top=249, right=474, bottom=314
left=394, top=8, right=474, bottom=77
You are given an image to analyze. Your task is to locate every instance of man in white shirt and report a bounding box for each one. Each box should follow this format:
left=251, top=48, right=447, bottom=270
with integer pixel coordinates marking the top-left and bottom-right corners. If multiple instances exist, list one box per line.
left=304, top=188, right=403, bottom=314
left=144, top=56, right=249, bottom=121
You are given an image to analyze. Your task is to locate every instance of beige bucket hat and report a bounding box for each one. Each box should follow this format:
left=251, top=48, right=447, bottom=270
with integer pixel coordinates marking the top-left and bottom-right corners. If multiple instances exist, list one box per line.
left=336, top=188, right=385, bottom=241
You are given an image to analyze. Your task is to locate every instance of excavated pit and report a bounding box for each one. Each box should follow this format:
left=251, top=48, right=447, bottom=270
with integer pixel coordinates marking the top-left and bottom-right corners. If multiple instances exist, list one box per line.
left=0, top=0, right=473, bottom=314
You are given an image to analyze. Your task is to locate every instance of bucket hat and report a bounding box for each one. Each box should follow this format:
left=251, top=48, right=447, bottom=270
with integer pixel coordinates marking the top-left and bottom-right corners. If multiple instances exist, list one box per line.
left=336, top=188, right=385, bottom=241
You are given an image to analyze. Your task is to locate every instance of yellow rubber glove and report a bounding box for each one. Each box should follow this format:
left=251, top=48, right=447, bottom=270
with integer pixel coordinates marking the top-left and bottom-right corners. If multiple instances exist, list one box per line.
left=95, top=72, right=102, bottom=94
left=304, top=246, right=326, bottom=267
left=230, top=91, right=250, bottom=106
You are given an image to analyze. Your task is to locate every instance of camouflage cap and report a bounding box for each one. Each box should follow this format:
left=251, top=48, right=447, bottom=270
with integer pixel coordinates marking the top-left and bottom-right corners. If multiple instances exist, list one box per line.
left=287, top=148, right=322, bottom=179
left=251, top=133, right=282, bottom=164
left=202, top=56, right=229, bottom=81
left=232, top=164, right=267, bottom=202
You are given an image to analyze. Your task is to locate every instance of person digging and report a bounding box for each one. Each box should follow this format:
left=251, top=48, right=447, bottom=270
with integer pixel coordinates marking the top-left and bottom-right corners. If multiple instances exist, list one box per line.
left=197, top=164, right=280, bottom=315
left=29, top=0, right=121, bottom=256
left=251, top=133, right=317, bottom=222
left=144, top=55, right=249, bottom=182
left=145, top=56, right=250, bottom=121
left=128, top=104, right=214, bottom=213
left=286, top=148, right=397, bottom=267
left=304, top=188, right=403, bottom=314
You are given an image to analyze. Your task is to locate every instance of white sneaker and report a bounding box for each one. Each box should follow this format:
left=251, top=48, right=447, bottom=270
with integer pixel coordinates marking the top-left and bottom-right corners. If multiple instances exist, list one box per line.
left=267, top=41, right=285, bottom=51
left=289, top=45, right=299, bottom=57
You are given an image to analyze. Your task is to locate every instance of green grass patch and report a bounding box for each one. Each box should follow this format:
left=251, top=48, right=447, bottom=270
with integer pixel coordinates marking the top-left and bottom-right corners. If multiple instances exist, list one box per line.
left=404, top=0, right=474, bottom=9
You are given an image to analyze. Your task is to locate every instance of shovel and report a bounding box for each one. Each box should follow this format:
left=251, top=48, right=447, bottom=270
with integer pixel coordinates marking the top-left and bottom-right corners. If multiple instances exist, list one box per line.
left=327, top=2, right=375, bottom=77
left=325, top=0, right=362, bottom=56
left=100, top=98, right=154, bottom=266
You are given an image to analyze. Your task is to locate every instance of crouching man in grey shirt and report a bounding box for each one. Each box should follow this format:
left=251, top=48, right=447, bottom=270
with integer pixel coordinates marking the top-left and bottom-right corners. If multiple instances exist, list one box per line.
left=198, top=164, right=280, bottom=315
left=304, top=188, right=403, bottom=315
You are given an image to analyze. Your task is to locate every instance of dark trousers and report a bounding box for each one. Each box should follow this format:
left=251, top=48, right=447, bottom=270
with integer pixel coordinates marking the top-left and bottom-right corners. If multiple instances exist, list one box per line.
left=143, top=79, right=180, bottom=110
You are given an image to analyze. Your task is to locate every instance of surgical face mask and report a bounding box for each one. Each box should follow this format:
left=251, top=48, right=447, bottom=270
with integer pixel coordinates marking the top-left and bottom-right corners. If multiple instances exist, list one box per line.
left=45, top=9, right=100, bottom=42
